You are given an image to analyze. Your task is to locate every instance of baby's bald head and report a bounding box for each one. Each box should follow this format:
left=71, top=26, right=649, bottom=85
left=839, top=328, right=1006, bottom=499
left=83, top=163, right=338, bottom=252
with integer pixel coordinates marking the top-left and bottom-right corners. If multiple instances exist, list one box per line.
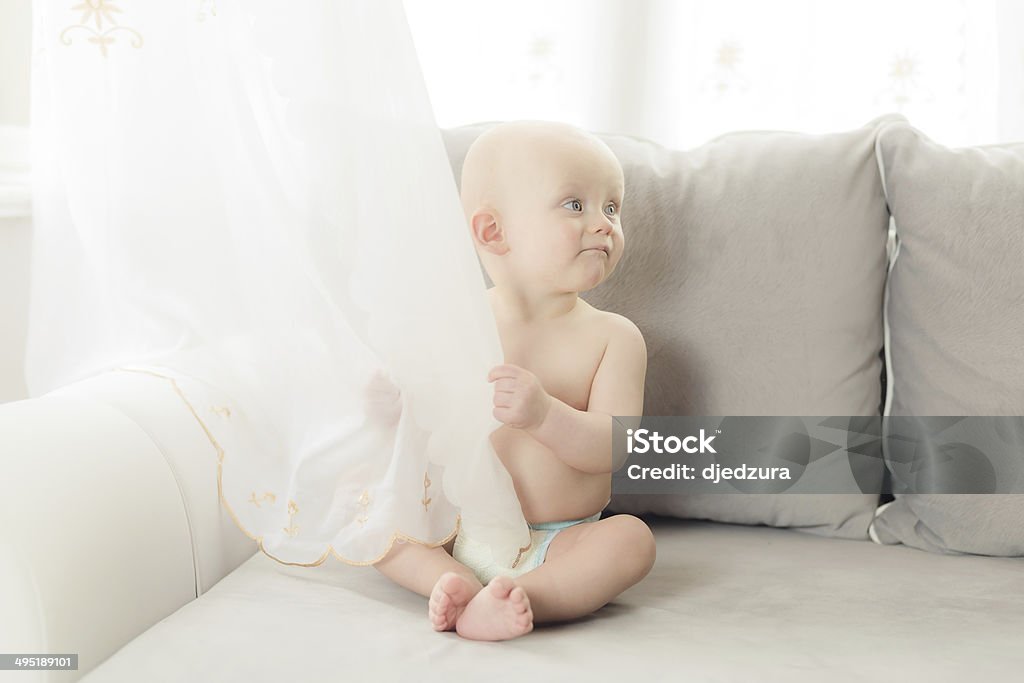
left=459, top=121, right=626, bottom=291
left=459, top=121, right=620, bottom=221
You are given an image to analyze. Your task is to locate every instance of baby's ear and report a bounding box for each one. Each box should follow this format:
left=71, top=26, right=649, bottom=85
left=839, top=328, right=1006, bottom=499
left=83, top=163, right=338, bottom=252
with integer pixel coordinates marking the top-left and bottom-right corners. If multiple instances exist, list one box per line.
left=470, top=210, right=509, bottom=255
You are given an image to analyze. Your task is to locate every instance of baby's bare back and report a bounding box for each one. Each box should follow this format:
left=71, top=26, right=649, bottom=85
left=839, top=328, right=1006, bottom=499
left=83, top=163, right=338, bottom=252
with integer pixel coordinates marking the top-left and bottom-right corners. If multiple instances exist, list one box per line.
left=489, top=297, right=614, bottom=524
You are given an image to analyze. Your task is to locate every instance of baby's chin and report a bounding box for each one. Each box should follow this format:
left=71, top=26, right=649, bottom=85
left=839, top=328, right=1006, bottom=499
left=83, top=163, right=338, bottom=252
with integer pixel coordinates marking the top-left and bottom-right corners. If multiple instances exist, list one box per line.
left=574, top=262, right=617, bottom=292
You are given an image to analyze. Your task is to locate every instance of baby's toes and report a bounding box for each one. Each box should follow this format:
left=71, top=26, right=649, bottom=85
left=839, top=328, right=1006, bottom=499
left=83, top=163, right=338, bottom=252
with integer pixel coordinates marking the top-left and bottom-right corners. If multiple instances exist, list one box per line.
left=429, top=595, right=448, bottom=616
left=510, top=608, right=534, bottom=635
left=509, top=586, right=530, bottom=613
left=428, top=590, right=452, bottom=629
left=429, top=590, right=449, bottom=614
left=430, top=610, right=453, bottom=631
left=508, top=586, right=533, bottom=634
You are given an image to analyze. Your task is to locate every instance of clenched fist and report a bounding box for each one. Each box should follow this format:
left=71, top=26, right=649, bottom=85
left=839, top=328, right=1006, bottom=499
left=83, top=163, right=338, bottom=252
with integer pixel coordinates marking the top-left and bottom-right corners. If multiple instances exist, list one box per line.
left=488, top=364, right=553, bottom=430
left=362, top=367, right=402, bottom=426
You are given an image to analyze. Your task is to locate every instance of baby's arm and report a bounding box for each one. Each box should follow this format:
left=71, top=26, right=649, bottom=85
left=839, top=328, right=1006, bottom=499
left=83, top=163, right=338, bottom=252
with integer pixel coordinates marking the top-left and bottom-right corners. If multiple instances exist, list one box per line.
left=486, top=315, right=655, bottom=625
left=527, top=315, right=646, bottom=474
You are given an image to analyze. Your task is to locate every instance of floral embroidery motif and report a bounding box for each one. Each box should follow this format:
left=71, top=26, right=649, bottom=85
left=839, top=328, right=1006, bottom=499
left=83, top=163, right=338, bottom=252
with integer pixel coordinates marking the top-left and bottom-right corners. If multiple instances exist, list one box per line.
left=112, top=367, right=461, bottom=566
left=60, top=0, right=143, bottom=58
left=357, top=490, right=371, bottom=527
left=885, top=51, right=924, bottom=109
left=197, top=0, right=218, bottom=22
left=283, top=500, right=299, bottom=537
left=700, top=39, right=751, bottom=99
left=248, top=491, right=276, bottom=507
left=421, top=472, right=432, bottom=511
left=523, top=34, right=561, bottom=88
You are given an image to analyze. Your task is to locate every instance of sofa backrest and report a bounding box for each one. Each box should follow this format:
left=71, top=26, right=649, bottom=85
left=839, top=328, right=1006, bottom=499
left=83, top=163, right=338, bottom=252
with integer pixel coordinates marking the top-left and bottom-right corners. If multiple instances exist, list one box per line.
left=443, top=116, right=900, bottom=538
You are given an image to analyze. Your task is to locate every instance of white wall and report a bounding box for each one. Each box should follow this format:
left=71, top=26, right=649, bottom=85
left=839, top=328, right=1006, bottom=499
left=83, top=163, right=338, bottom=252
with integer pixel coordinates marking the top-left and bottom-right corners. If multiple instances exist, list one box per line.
left=0, top=0, right=31, bottom=127
left=0, top=0, right=32, bottom=403
left=0, top=124, right=31, bottom=404
left=0, top=214, right=31, bottom=404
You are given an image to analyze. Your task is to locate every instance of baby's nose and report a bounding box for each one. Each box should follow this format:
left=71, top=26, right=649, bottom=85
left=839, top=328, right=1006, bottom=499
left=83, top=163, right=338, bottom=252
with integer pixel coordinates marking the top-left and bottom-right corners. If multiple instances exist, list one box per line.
left=590, top=217, right=614, bottom=234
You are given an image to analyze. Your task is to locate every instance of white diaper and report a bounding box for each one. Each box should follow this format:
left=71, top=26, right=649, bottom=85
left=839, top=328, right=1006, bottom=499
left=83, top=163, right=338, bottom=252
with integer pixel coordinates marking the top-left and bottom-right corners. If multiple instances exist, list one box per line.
left=452, top=511, right=602, bottom=585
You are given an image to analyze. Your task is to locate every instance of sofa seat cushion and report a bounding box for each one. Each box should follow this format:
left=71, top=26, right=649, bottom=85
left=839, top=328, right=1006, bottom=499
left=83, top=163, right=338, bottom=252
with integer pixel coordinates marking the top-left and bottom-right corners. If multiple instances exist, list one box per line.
left=82, top=519, right=1023, bottom=682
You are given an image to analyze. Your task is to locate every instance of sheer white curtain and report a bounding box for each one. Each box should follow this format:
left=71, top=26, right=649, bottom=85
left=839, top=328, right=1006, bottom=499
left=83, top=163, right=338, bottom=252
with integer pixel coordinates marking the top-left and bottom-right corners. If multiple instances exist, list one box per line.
left=405, top=0, right=1024, bottom=147
left=28, top=0, right=529, bottom=568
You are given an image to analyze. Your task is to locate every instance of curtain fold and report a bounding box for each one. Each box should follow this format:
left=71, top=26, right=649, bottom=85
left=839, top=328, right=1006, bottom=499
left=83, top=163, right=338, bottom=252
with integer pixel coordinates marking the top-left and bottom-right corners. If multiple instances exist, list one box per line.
left=27, top=0, right=529, bottom=568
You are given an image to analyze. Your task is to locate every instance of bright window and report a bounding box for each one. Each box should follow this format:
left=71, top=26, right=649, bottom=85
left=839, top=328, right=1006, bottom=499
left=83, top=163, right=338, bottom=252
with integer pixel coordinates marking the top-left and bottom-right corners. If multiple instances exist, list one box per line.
left=405, top=0, right=1024, bottom=148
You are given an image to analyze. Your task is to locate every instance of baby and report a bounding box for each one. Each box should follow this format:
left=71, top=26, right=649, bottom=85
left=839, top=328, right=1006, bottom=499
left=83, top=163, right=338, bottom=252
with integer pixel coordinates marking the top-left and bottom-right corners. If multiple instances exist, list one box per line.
left=373, top=121, right=655, bottom=641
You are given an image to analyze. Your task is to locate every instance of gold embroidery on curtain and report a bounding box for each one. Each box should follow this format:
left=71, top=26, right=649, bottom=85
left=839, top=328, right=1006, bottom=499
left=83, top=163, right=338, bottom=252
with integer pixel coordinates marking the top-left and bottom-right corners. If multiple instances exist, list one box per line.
left=60, top=1, right=143, bottom=57
left=196, top=0, right=218, bottom=22
left=247, top=491, right=275, bottom=508
left=510, top=540, right=532, bottom=569
left=284, top=500, right=300, bottom=537
left=422, top=472, right=432, bottom=511
left=114, top=366, right=460, bottom=567
left=356, top=490, right=371, bottom=527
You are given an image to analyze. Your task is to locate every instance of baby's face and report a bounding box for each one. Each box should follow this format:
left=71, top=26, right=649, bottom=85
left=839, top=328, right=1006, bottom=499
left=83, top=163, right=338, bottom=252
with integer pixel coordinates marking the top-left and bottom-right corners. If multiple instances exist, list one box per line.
left=499, top=138, right=625, bottom=293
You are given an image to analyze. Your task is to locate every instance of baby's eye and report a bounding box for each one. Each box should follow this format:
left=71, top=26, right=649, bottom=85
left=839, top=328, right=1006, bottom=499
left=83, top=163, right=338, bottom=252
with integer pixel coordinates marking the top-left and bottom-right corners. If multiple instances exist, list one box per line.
left=604, top=203, right=618, bottom=217
left=562, top=199, right=583, bottom=212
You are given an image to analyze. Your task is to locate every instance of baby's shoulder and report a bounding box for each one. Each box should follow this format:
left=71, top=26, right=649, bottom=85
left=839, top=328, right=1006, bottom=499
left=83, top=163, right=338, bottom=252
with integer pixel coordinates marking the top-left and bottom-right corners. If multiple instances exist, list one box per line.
left=581, top=304, right=646, bottom=352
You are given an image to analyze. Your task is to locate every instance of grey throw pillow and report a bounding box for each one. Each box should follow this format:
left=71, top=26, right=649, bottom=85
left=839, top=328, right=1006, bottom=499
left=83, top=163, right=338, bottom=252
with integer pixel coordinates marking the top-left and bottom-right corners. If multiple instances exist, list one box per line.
left=443, top=117, right=897, bottom=539
left=870, top=121, right=1024, bottom=556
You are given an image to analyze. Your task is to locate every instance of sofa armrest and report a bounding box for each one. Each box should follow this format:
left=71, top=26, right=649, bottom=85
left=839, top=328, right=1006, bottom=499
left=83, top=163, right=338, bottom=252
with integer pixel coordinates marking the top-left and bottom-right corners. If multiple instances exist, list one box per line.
left=0, top=394, right=196, bottom=679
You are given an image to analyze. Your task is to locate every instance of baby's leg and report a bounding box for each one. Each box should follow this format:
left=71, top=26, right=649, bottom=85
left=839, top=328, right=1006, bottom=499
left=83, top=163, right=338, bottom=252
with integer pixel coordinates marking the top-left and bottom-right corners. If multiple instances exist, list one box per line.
left=374, top=540, right=483, bottom=631
left=374, top=539, right=474, bottom=597
left=512, top=514, right=655, bottom=623
left=374, top=539, right=534, bottom=639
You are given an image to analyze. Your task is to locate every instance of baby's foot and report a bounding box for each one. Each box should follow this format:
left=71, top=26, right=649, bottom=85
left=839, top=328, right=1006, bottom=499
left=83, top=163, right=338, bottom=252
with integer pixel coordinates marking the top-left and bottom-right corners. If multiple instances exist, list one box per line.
left=455, top=576, right=533, bottom=641
left=428, top=572, right=478, bottom=632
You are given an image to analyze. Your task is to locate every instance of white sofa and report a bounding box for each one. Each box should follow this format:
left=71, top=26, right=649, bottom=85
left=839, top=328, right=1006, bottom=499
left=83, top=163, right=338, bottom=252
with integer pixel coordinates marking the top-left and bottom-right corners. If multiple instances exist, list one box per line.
left=2, top=371, right=1023, bottom=682
left=2, top=118, right=1023, bottom=682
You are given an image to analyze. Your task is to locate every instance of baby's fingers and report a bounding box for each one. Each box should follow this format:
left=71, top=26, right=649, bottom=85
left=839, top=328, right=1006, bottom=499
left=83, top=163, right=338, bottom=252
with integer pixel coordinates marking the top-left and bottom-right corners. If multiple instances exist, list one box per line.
left=492, top=393, right=513, bottom=409
left=487, top=364, right=523, bottom=382
left=491, top=377, right=517, bottom=394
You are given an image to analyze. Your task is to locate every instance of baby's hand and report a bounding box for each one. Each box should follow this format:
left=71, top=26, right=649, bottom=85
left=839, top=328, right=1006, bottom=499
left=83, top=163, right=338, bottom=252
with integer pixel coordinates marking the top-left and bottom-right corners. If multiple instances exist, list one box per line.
left=487, top=364, right=552, bottom=430
left=363, top=367, right=402, bottom=426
